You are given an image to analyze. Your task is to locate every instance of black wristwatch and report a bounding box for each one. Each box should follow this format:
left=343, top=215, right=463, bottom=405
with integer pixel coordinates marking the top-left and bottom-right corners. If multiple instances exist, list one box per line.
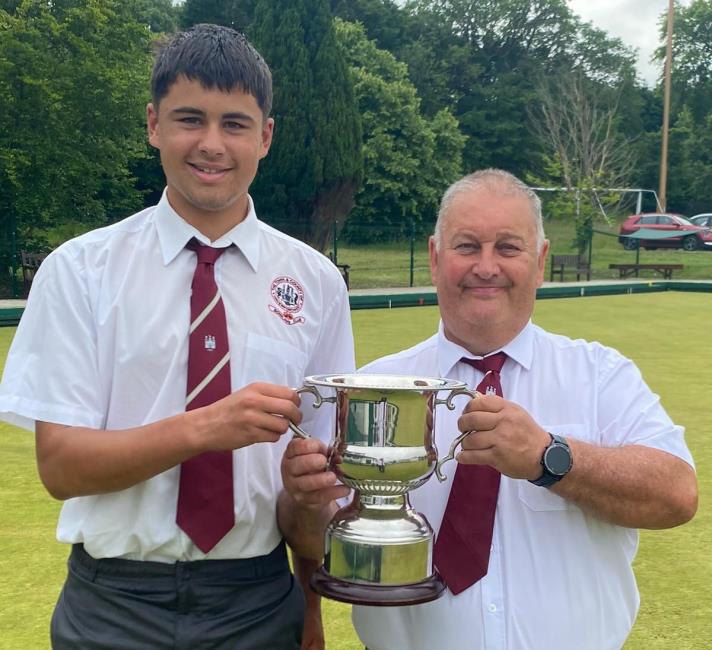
left=529, top=433, right=573, bottom=488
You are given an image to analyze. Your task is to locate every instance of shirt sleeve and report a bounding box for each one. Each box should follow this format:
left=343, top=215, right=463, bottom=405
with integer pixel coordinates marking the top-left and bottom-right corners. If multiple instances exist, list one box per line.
left=0, top=247, right=106, bottom=431
left=596, top=345, right=694, bottom=468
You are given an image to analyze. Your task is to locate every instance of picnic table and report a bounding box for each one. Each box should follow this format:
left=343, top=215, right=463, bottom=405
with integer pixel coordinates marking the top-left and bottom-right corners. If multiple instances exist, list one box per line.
left=609, top=263, right=683, bottom=279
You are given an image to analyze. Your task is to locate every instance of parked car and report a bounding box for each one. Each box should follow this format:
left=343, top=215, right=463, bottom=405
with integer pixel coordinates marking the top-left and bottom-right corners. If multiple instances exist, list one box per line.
left=690, top=213, right=712, bottom=229
left=618, top=212, right=712, bottom=251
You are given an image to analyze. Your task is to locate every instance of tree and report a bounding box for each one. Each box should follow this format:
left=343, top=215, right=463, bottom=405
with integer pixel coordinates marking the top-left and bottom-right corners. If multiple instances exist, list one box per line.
left=655, top=0, right=712, bottom=123
left=330, top=0, right=406, bottom=53
left=180, top=0, right=255, bottom=31
left=0, top=0, right=153, bottom=293
left=645, top=2, right=712, bottom=214
left=396, top=0, right=638, bottom=177
left=335, top=19, right=465, bottom=243
left=682, top=111, right=712, bottom=212
left=249, top=0, right=362, bottom=251
left=657, top=107, right=712, bottom=214
left=529, top=72, right=636, bottom=252
left=134, top=0, right=179, bottom=33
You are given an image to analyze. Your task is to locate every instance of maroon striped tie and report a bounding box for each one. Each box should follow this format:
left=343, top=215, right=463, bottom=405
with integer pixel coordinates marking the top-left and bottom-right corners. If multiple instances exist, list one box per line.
left=433, top=352, right=507, bottom=594
left=176, top=240, right=234, bottom=553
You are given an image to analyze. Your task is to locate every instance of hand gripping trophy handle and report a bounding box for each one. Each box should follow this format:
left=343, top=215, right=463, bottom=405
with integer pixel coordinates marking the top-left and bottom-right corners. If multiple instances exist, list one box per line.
left=433, top=387, right=479, bottom=482
left=287, top=385, right=335, bottom=439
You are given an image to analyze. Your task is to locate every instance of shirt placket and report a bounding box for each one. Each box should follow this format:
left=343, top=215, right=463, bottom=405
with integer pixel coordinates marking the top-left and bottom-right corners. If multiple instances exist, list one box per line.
left=481, top=522, right=506, bottom=650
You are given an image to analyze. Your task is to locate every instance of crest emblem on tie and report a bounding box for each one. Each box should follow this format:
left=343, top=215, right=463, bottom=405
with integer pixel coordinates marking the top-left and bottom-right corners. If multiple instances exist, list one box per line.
left=204, top=335, right=216, bottom=351
left=269, top=276, right=306, bottom=325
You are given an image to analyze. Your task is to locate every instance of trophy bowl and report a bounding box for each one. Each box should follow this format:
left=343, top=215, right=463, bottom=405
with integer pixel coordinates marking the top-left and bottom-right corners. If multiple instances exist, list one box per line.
left=290, top=373, right=475, bottom=606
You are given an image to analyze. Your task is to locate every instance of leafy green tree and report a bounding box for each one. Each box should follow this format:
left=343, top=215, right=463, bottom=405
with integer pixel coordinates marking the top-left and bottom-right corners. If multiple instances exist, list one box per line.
left=398, top=0, right=638, bottom=177
left=647, top=1, right=712, bottom=214
left=249, top=0, right=362, bottom=251
left=659, top=107, right=712, bottom=214
left=335, top=19, right=465, bottom=243
left=0, top=0, right=153, bottom=293
left=134, top=0, right=179, bottom=33
left=655, top=0, right=712, bottom=123
left=637, top=108, right=712, bottom=216
left=330, top=0, right=406, bottom=53
left=683, top=112, right=712, bottom=213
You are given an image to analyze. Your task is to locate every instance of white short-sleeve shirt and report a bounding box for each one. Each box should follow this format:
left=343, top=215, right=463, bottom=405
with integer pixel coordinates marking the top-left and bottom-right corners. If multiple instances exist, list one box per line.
left=352, top=321, right=693, bottom=650
left=0, top=192, right=355, bottom=562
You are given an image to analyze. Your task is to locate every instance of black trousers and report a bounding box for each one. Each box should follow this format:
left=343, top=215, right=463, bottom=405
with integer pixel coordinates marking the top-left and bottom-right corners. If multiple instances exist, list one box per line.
left=51, top=541, right=305, bottom=649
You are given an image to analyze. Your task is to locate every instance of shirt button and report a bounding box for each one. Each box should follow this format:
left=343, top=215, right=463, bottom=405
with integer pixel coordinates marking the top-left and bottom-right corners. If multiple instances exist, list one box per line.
left=488, top=603, right=497, bottom=613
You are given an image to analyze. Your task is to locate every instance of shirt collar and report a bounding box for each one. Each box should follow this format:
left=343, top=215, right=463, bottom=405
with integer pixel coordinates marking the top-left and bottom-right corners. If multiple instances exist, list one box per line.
left=436, top=320, right=535, bottom=377
left=154, top=190, right=261, bottom=271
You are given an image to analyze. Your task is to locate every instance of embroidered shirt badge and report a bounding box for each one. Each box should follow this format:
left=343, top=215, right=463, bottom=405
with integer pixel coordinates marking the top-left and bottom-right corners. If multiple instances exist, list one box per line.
left=269, top=276, right=306, bottom=325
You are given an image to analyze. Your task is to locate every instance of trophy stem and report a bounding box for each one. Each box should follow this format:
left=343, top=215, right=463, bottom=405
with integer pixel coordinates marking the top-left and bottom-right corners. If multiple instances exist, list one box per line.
left=358, top=493, right=407, bottom=508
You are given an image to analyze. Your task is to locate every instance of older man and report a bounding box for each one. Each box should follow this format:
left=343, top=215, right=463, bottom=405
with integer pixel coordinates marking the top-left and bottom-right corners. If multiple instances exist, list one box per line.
left=281, top=169, right=697, bottom=650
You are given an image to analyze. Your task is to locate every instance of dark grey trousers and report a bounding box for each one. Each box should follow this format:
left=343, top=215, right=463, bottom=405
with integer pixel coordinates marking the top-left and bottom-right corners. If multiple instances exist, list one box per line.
left=50, top=541, right=304, bottom=649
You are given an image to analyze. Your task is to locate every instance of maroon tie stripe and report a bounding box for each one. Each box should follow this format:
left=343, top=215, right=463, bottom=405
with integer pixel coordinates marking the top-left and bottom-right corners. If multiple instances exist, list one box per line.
left=433, top=352, right=507, bottom=594
left=176, top=240, right=234, bottom=553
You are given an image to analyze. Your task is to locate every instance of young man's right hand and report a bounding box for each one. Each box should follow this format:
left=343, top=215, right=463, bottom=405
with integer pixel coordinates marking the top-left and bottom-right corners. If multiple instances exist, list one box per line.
left=196, top=382, right=303, bottom=451
left=35, top=382, right=303, bottom=499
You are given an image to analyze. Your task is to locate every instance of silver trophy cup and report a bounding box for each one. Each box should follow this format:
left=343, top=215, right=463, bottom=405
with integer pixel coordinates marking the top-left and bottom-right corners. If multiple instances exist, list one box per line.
left=290, top=373, right=476, bottom=606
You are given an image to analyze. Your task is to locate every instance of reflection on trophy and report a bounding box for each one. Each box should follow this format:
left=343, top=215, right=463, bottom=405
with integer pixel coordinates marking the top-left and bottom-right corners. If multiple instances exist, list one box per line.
left=290, top=374, right=475, bottom=606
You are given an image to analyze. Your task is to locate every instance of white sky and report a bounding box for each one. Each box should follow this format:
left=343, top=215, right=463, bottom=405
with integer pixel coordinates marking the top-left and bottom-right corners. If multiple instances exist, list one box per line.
left=567, top=0, right=693, bottom=87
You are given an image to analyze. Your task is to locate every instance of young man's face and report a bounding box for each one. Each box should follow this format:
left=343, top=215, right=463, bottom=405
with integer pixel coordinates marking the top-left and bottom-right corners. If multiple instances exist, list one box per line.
left=147, top=75, right=273, bottom=238
left=429, top=187, right=549, bottom=355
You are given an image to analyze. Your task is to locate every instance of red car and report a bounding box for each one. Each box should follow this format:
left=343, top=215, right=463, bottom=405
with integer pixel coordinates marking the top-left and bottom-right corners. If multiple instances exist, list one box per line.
left=618, top=212, right=712, bottom=251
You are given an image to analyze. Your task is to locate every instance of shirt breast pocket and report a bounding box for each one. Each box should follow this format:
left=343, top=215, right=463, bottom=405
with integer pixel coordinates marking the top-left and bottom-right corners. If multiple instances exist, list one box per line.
left=240, top=332, right=309, bottom=388
left=517, top=424, right=587, bottom=512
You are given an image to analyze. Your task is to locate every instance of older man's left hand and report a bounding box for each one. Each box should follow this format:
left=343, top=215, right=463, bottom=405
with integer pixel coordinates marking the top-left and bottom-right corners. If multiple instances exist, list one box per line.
left=456, top=394, right=551, bottom=480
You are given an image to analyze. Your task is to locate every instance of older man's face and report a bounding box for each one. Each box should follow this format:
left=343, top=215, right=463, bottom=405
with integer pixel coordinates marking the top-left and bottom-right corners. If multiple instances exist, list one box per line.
left=429, top=187, right=549, bottom=354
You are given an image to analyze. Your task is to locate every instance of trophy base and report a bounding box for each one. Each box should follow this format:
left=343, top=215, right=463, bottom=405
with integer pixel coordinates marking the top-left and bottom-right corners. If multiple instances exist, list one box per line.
left=309, top=565, right=446, bottom=607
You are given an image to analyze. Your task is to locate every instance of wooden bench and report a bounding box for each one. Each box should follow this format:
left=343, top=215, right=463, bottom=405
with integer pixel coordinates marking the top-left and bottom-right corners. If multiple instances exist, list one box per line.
left=336, top=263, right=350, bottom=289
left=20, top=250, right=49, bottom=291
left=327, top=252, right=351, bottom=289
left=549, top=254, right=591, bottom=281
left=609, top=263, right=683, bottom=279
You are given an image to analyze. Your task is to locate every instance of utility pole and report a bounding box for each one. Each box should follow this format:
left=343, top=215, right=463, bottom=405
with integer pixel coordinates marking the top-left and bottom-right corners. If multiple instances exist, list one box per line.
left=659, top=0, right=674, bottom=211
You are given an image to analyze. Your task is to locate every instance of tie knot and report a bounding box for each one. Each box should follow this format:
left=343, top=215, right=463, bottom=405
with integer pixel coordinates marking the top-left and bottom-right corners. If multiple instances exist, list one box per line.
left=187, top=239, right=228, bottom=265
left=461, top=351, right=507, bottom=374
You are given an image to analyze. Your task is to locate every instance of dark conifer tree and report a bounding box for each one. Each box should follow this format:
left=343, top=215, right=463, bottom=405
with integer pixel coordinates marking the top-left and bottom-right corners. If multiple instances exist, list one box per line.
left=180, top=0, right=255, bottom=31
left=249, top=0, right=362, bottom=250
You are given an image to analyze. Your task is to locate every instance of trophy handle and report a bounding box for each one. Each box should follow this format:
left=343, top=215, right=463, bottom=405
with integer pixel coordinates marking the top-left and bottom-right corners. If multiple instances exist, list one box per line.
left=433, top=387, right=479, bottom=482
left=288, top=385, right=336, bottom=439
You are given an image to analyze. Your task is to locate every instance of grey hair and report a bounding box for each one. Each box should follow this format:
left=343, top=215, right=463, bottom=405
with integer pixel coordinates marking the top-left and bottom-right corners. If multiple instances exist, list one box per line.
left=433, top=169, right=546, bottom=252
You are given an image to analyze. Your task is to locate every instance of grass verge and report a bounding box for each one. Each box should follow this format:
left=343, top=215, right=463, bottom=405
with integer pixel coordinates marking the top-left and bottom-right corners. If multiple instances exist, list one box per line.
left=336, top=216, right=712, bottom=289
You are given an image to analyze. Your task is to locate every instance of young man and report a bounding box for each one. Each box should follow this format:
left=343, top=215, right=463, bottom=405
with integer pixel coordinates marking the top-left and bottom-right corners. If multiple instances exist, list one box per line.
left=0, top=24, right=353, bottom=649
left=283, top=169, right=697, bottom=649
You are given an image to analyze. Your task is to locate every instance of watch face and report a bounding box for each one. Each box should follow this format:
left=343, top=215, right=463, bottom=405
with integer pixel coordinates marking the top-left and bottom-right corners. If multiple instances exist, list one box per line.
left=544, top=445, right=572, bottom=475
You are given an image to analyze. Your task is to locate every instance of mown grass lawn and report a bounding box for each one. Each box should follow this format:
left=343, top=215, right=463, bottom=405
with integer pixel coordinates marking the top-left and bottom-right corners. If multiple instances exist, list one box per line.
left=1, top=291, right=710, bottom=649
left=336, top=215, right=712, bottom=289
